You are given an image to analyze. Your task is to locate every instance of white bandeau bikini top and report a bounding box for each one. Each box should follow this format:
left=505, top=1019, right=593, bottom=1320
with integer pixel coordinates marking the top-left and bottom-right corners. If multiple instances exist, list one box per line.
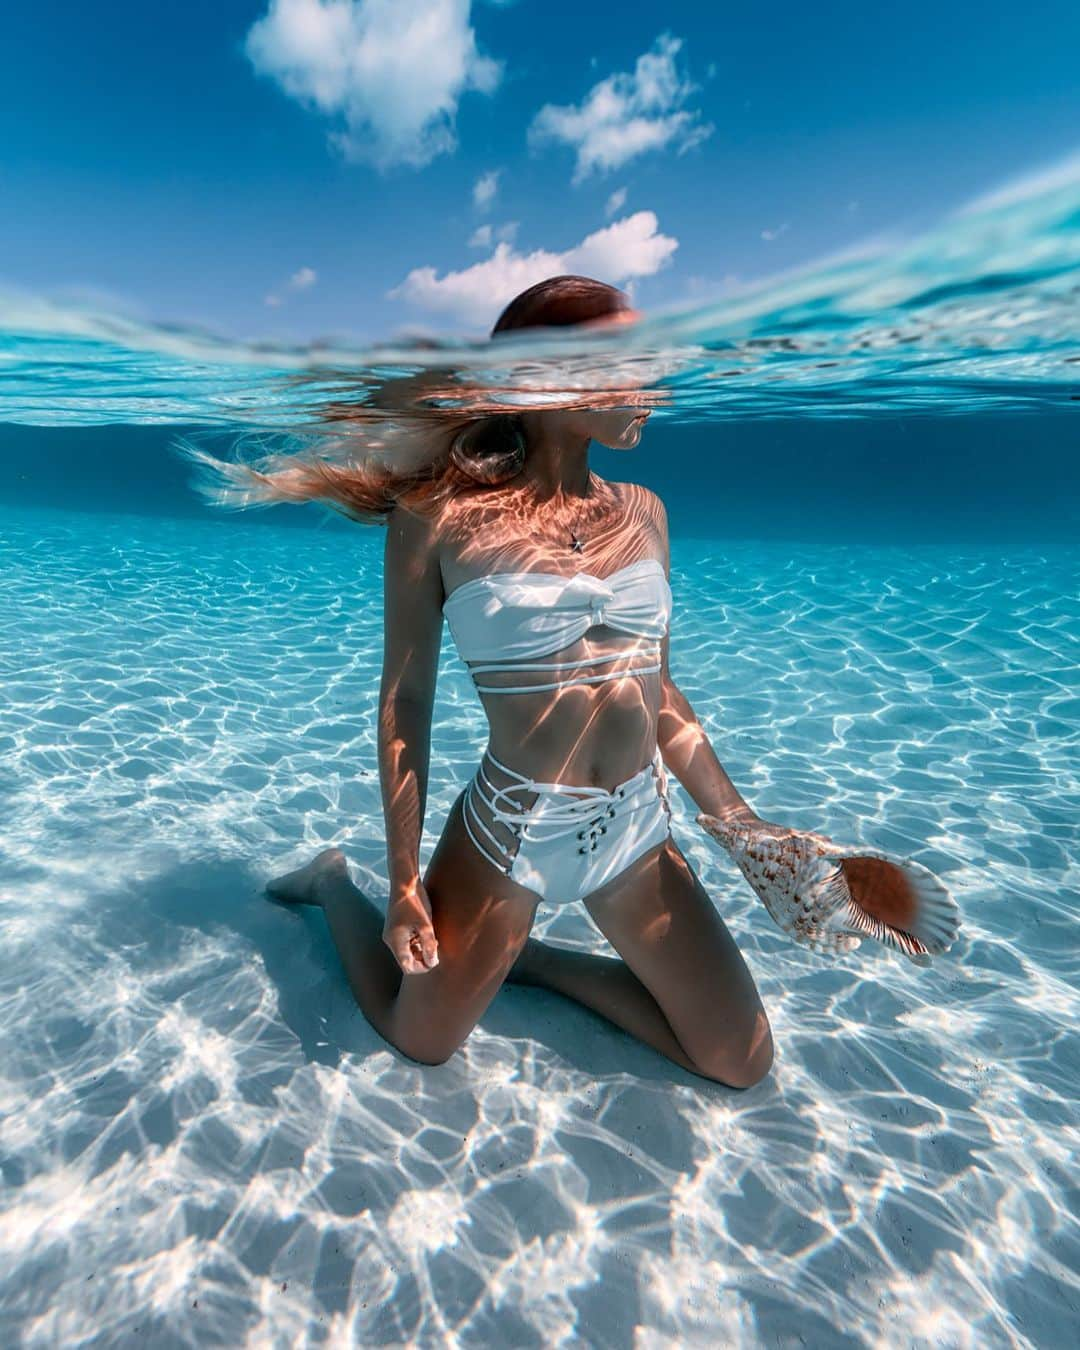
left=443, top=557, right=672, bottom=695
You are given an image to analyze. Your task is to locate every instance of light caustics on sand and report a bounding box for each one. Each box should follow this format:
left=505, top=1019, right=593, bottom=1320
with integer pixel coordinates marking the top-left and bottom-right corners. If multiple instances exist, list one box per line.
left=0, top=509, right=1077, bottom=1345
left=1, top=154, right=1078, bottom=429
left=0, top=153, right=1077, bottom=1346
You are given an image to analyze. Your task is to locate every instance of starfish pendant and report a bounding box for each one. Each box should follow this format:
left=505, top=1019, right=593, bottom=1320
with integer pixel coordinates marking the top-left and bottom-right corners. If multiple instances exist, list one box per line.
left=570, top=533, right=583, bottom=552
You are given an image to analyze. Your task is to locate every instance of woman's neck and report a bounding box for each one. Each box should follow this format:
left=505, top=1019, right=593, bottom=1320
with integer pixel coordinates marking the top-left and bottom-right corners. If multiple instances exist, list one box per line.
left=517, top=416, right=592, bottom=498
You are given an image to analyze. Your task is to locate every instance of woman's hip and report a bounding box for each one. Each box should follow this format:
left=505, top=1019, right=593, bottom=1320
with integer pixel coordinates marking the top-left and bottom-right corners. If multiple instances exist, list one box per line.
left=460, top=745, right=673, bottom=905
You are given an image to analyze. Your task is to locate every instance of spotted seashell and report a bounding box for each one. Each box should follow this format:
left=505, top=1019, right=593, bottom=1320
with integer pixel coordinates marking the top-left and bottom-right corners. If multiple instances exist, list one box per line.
left=697, top=815, right=960, bottom=967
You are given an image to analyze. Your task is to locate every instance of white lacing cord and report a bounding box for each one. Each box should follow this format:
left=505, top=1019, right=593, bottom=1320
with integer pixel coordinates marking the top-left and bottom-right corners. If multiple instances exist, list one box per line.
left=468, top=644, right=662, bottom=696
left=464, top=747, right=668, bottom=866
left=461, top=783, right=515, bottom=875
left=469, top=645, right=661, bottom=675
left=474, top=662, right=662, bottom=696
left=474, top=758, right=618, bottom=837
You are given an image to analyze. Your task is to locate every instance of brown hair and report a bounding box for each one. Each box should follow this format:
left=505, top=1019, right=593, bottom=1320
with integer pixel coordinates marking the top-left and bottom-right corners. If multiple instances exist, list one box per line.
left=181, top=275, right=630, bottom=524
left=491, top=275, right=631, bottom=334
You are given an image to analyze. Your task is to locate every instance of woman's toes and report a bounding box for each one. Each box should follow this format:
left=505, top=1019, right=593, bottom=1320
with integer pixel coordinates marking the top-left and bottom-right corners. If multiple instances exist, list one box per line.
left=266, top=847, right=348, bottom=905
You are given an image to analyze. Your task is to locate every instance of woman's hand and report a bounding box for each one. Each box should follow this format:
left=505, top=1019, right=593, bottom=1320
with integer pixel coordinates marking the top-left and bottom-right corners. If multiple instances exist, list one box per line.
left=698, top=809, right=832, bottom=853
left=696, top=810, right=959, bottom=964
left=731, top=815, right=803, bottom=844
left=383, top=882, right=440, bottom=974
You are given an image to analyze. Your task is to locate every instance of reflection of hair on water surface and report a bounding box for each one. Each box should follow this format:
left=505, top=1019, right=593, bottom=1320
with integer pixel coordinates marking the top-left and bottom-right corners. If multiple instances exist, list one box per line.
left=178, top=275, right=669, bottom=529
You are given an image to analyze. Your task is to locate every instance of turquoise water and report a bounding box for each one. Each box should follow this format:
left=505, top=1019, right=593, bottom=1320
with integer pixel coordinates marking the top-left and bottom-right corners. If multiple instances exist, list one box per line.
left=0, top=162, right=1078, bottom=1344
left=1, top=507, right=1077, bottom=1344
left=2, top=157, right=1078, bottom=429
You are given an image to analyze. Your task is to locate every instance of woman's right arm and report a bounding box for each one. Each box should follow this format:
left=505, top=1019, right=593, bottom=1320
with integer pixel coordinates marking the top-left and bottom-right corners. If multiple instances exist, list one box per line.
left=378, top=503, right=445, bottom=973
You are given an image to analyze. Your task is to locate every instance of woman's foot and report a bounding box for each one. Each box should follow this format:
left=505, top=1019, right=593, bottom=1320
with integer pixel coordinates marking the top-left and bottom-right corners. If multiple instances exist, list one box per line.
left=265, top=847, right=348, bottom=907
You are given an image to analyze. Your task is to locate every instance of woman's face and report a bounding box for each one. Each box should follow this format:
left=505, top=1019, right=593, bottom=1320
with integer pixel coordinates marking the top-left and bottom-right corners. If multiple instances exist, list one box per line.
left=532, top=403, right=651, bottom=451
left=576, top=406, right=651, bottom=449
left=560, top=305, right=652, bottom=449
left=507, top=306, right=656, bottom=452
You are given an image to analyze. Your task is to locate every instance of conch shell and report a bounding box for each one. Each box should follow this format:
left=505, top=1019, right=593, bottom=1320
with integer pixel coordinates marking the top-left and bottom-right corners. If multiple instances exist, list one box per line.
left=697, top=814, right=960, bottom=966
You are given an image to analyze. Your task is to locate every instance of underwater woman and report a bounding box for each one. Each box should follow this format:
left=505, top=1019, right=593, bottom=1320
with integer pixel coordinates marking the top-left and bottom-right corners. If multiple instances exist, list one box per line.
left=196, top=275, right=957, bottom=1087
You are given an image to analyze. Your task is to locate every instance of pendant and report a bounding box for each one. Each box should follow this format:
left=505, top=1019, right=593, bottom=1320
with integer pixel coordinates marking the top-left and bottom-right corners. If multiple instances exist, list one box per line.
left=569, top=532, right=583, bottom=552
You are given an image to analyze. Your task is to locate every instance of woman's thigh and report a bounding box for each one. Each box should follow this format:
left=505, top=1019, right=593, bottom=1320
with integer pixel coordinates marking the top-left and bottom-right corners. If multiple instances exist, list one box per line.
left=584, top=837, right=773, bottom=1086
left=387, top=789, right=539, bottom=1064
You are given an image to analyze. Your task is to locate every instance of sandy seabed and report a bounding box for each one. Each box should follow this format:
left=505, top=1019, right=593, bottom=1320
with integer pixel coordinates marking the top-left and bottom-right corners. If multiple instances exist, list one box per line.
left=0, top=506, right=1076, bottom=1347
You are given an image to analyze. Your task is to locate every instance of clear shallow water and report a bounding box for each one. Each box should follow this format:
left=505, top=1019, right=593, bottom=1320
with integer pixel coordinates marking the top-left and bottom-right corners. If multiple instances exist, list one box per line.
left=2, top=155, right=1079, bottom=429
left=1, top=151, right=1078, bottom=1344
left=1, top=506, right=1076, bottom=1345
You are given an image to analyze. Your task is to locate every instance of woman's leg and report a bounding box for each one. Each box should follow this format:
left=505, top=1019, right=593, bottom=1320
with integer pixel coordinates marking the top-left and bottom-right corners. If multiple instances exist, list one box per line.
left=509, top=935, right=705, bottom=1072
left=268, top=791, right=539, bottom=1064
left=511, top=838, right=773, bottom=1088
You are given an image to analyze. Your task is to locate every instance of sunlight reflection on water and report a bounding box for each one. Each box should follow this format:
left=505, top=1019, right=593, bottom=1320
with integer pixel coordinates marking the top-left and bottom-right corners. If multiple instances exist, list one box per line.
left=2, top=155, right=1078, bottom=431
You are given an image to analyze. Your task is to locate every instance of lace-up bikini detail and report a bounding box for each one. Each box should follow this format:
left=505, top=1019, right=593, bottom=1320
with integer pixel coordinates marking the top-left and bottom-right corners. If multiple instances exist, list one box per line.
left=461, top=746, right=673, bottom=903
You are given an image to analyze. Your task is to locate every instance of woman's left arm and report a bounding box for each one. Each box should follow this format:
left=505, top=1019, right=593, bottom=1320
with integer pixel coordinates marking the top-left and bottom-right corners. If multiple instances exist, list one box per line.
left=657, top=657, right=760, bottom=824
left=651, top=492, right=761, bottom=825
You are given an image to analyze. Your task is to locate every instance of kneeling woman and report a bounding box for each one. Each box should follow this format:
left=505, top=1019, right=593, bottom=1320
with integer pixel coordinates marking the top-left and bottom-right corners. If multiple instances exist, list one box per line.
left=233, top=276, right=774, bottom=1086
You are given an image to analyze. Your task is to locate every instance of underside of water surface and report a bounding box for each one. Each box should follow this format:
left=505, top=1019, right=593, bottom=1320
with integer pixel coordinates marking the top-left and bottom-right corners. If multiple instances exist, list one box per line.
left=2, top=157, right=1078, bottom=429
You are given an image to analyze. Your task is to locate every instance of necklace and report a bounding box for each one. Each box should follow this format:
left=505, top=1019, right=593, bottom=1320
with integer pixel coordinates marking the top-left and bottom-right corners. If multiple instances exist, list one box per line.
left=567, top=472, right=604, bottom=553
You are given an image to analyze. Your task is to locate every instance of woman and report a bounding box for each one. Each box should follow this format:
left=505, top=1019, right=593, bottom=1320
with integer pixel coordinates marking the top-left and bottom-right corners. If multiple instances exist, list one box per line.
left=251, top=274, right=774, bottom=1088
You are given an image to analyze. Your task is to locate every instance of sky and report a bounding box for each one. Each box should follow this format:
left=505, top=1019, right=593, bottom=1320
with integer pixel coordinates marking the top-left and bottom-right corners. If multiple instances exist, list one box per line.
left=2, top=0, right=1078, bottom=342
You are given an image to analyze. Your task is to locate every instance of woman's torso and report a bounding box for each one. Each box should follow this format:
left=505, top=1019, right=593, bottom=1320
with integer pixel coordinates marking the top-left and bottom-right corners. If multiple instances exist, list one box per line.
left=433, top=479, right=668, bottom=789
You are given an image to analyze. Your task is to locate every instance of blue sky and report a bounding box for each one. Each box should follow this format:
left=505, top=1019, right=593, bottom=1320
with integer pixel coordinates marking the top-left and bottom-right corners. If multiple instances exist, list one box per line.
left=3, top=0, right=1078, bottom=341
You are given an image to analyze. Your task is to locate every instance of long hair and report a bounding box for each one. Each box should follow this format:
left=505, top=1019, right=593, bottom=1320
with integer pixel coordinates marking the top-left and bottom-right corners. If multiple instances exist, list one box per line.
left=178, top=275, right=631, bottom=524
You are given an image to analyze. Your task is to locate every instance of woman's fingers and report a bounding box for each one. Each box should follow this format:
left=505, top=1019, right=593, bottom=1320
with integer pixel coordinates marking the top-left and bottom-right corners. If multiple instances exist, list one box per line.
left=383, top=887, right=439, bottom=973
left=416, top=928, right=440, bottom=970
left=388, top=934, right=426, bottom=974
left=384, top=921, right=440, bottom=974
left=696, top=812, right=738, bottom=847
left=405, top=924, right=440, bottom=971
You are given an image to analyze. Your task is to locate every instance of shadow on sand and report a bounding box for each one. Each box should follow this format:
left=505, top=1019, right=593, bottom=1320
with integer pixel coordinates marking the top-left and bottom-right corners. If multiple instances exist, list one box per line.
left=119, top=852, right=733, bottom=1094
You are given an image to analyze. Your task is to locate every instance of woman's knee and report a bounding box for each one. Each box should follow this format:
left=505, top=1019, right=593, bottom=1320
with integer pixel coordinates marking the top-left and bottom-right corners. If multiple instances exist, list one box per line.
left=400, top=1042, right=459, bottom=1067
left=384, top=1005, right=477, bottom=1066
left=688, top=1012, right=774, bottom=1089
left=385, top=1021, right=466, bottom=1067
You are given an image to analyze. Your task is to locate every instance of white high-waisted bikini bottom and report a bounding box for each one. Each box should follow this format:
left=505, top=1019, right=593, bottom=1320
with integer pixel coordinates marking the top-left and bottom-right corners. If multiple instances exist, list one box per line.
left=462, top=746, right=673, bottom=904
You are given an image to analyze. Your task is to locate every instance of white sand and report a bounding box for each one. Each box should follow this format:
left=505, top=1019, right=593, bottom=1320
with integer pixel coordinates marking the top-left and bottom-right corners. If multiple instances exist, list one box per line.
left=1, top=507, right=1076, bottom=1346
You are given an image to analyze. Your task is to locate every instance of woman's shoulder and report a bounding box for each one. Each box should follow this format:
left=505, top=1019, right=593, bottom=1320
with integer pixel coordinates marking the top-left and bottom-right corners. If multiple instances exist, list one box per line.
left=386, top=498, right=445, bottom=564
left=605, top=480, right=668, bottom=564
left=605, top=478, right=667, bottom=522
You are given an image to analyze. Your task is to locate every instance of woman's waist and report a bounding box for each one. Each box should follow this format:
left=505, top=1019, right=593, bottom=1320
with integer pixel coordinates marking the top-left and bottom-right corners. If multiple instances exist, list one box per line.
left=481, top=701, right=661, bottom=793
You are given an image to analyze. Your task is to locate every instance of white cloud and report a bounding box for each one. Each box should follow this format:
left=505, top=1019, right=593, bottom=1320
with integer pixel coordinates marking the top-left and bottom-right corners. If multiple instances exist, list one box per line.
left=390, top=210, right=677, bottom=325
left=473, top=169, right=500, bottom=209
left=265, top=264, right=318, bottom=306
left=468, top=221, right=517, bottom=248
left=529, top=34, right=712, bottom=182
left=761, top=223, right=789, bottom=241
left=565, top=212, right=676, bottom=279
left=245, top=0, right=501, bottom=169
left=605, top=186, right=628, bottom=218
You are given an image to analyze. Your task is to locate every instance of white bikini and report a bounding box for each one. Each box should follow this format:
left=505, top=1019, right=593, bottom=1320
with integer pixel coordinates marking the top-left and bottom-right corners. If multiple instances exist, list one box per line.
left=442, top=558, right=675, bottom=904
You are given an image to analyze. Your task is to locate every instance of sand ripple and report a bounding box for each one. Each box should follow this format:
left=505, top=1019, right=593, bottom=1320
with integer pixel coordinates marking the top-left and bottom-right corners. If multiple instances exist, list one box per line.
left=0, top=507, right=1076, bottom=1346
